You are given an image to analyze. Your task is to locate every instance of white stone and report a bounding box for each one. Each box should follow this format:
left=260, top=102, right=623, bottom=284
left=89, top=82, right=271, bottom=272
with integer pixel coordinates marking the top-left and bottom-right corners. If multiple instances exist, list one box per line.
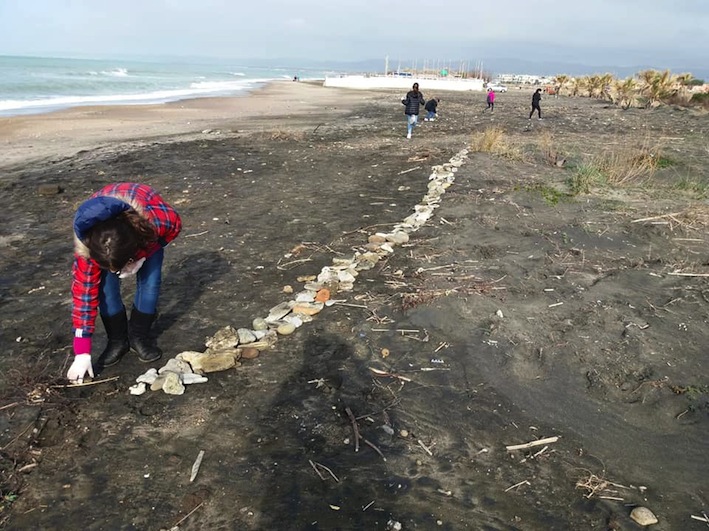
left=129, top=382, right=147, bottom=395
left=295, top=291, right=316, bottom=302
left=181, top=373, right=209, bottom=385
left=136, top=368, right=159, bottom=384
left=237, top=328, right=257, bottom=344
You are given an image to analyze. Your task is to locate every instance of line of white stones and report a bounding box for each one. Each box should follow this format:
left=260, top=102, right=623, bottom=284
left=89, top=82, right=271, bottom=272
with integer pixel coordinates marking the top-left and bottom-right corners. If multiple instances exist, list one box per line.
left=130, top=147, right=470, bottom=395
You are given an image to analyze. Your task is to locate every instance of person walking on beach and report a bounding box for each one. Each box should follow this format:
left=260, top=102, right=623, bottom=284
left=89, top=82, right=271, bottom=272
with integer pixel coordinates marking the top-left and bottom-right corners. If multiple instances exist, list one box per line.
left=529, top=88, right=542, bottom=119
left=486, top=89, right=495, bottom=112
left=401, top=82, right=426, bottom=139
left=67, top=183, right=182, bottom=383
left=424, top=97, right=440, bottom=121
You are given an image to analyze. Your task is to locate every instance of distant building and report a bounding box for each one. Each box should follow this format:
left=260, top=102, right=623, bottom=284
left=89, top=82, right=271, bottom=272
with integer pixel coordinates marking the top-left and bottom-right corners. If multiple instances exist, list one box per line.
left=494, top=74, right=556, bottom=85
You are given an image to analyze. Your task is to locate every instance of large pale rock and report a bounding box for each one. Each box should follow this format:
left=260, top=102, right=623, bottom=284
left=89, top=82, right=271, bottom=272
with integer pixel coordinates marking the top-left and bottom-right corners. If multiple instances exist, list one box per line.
left=237, top=328, right=257, bottom=344
left=252, top=317, right=268, bottom=331
left=162, top=372, right=185, bottom=395
left=277, top=322, right=296, bottom=335
left=630, top=507, right=658, bottom=526
left=200, top=350, right=240, bottom=373
left=205, top=325, right=240, bottom=350
left=292, top=301, right=324, bottom=316
left=177, top=350, right=240, bottom=373
left=158, top=358, right=193, bottom=375
left=266, top=301, right=292, bottom=322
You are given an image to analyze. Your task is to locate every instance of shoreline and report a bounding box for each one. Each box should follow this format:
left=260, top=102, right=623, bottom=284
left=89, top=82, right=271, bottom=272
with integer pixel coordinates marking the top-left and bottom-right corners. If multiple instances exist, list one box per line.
left=0, top=80, right=374, bottom=172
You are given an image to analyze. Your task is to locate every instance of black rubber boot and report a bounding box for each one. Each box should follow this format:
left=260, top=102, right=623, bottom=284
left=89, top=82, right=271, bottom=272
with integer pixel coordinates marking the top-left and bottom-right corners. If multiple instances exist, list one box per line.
left=98, top=309, right=130, bottom=367
left=129, top=306, right=162, bottom=363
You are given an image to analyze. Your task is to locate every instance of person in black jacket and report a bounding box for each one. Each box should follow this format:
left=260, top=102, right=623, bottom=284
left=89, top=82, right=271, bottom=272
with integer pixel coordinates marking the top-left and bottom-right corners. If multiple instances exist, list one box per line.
left=424, top=97, right=440, bottom=121
left=401, top=82, right=425, bottom=138
left=529, top=88, right=542, bottom=119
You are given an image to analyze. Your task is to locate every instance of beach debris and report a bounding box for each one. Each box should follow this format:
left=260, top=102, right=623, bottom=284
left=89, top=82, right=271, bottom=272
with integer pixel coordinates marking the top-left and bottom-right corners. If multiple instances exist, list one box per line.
left=417, top=439, right=434, bottom=456
left=504, top=480, right=531, bottom=492
left=190, top=450, right=205, bottom=482
left=630, top=506, right=658, bottom=526
left=387, top=520, right=403, bottom=531
left=505, top=436, right=560, bottom=451
left=308, top=459, right=340, bottom=482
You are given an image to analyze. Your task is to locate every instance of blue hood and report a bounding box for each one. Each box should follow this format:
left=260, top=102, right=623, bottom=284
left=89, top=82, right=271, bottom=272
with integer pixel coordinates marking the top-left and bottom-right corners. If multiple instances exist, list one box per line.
left=73, top=196, right=131, bottom=240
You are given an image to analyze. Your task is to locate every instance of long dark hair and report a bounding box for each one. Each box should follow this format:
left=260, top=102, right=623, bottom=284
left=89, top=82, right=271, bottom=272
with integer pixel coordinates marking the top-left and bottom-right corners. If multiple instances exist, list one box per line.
left=84, top=210, right=157, bottom=271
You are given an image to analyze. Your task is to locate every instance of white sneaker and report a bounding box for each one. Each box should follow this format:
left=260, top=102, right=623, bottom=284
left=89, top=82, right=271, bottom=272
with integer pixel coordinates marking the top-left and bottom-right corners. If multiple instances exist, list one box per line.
left=423, top=118, right=429, bottom=121
left=406, top=133, right=412, bottom=139
left=429, top=118, right=435, bottom=122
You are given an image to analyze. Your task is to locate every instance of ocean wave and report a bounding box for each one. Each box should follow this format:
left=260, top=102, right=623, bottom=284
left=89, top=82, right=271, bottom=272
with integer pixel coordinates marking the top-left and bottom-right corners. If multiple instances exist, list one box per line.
left=99, top=68, right=129, bottom=77
left=0, top=80, right=268, bottom=115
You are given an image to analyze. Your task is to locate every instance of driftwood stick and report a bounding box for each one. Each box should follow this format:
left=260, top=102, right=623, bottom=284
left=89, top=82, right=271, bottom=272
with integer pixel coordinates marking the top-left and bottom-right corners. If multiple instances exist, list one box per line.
left=504, top=480, right=531, bottom=492
left=668, top=272, right=709, bottom=277
left=417, top=439, right=434, bottom=456
left=314, top=461, right=340, bottom=482
left=505, top=436, right=559, bottom=451
left=52, top=376, right=119, bottom=388
left=309, top=459, right=327, bottom=481
left=0, top=402, right=20, bottom=411
left=362, top=438, right=386, bottom=461
left=345, top=407, right=361, bottom=452
left=172, top=502, right=204, bottom=528
left=631, top=212, right=683, bottom=223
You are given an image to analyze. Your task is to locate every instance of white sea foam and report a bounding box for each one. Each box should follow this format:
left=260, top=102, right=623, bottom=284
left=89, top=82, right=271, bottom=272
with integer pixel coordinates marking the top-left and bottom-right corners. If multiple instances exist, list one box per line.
left=0, top=81, right=260, bottom=114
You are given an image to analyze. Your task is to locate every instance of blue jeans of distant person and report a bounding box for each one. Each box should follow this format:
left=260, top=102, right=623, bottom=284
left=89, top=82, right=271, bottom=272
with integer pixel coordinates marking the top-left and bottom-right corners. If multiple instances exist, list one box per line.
left=406, top=114, right=418, bottom=136
left=99, top=247, right=164, bottom=317
left=426, top=110, right=436, bottom=120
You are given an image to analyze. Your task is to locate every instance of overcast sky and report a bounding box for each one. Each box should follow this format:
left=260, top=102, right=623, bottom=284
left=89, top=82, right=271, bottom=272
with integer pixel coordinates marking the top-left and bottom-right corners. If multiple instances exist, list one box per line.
left=0, top=0, right=706, bottom=70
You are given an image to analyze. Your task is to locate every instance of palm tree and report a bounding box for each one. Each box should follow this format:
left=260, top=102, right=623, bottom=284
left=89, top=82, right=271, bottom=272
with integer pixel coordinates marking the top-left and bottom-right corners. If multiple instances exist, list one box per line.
left=639, top=69, right=674, bottom=105
left=674, top=72, right=694, bottom=102
left=599, top=73, right=615, bottom=101
left=614, top=77, right=638, bottom=109
left=554, top=74, right=570, bottom=96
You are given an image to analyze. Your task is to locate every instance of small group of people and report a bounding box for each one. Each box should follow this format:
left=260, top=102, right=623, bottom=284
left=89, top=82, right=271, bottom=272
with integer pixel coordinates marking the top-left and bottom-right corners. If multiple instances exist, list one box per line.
left=401, top=83, right=440, bottom=139
left=400, top=82, right=544, bottom=139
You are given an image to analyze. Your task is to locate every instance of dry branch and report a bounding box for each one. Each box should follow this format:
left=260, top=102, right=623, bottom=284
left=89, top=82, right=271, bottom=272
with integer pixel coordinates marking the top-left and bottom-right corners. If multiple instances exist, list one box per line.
left=505, top=436, right=559, bottom=451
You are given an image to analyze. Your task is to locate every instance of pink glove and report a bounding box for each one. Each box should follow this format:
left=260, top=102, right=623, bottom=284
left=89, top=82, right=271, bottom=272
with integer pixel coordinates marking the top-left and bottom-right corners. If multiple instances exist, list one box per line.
left=67, top=354, right=94, bottom=383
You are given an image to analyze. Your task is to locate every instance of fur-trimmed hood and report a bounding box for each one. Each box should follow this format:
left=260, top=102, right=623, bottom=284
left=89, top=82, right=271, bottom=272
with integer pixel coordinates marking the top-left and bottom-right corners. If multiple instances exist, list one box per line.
left=73, top=192, right=147, bottom=259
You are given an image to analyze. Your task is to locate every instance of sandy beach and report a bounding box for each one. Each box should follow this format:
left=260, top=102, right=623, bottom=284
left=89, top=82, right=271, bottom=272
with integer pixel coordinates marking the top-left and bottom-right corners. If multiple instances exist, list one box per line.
left=1, top=81, right=708, bottom=530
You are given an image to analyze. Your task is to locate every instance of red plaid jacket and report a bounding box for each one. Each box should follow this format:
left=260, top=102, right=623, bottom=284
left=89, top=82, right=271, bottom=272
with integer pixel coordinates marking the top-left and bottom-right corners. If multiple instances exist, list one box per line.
left=72, top=183, right=181, bottom=341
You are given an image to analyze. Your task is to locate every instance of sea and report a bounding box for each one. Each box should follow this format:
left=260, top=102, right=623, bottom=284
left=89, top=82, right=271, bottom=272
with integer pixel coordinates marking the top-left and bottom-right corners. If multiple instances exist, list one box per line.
left=0, top=55, right=340, bottom=117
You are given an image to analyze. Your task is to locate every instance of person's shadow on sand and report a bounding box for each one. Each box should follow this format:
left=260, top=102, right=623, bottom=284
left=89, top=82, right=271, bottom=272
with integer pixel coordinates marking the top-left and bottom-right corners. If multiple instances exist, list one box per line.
left=155, top=251, right=232, bottom=347
left=253, top=329, right=415, bottom=530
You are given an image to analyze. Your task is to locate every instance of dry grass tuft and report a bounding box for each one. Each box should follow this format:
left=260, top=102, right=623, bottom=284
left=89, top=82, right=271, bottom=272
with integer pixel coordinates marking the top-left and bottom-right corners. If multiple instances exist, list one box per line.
left=538, top=130, right=565, bottom=166
left=470, top=127, right=524, bottom=160
left=257, top=129, right=307, bottom=141
left=575, top=471, right=629, bottom=499
left=569, top=138, right=666, bottom=193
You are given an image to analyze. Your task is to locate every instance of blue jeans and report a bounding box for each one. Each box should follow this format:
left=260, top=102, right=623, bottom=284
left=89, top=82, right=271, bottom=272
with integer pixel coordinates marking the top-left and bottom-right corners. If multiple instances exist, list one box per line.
left=99, top=248, right=164, bottom=317
left=426, top=111, right=436, bottom=120
left=406, top=114, right=418, bottom=135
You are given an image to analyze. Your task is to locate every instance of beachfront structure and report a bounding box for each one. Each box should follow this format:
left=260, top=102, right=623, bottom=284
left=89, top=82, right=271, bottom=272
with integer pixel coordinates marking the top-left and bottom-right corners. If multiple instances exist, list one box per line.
left=494, top=73, right=556, bottom=85
left=324, top=74, right=485, bottom=92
